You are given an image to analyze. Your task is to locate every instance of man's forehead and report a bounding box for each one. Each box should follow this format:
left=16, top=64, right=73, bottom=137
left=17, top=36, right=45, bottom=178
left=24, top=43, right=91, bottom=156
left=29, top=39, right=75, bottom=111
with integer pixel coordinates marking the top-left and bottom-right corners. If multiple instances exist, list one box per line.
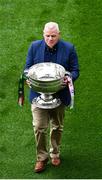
left=44, top=28, right=59, bottom=34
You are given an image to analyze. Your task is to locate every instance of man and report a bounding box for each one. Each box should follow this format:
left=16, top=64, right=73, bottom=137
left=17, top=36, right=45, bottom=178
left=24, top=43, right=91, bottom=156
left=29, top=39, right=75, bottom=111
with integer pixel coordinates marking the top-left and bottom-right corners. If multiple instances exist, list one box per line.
left=24, top=22, right=79, bottom=172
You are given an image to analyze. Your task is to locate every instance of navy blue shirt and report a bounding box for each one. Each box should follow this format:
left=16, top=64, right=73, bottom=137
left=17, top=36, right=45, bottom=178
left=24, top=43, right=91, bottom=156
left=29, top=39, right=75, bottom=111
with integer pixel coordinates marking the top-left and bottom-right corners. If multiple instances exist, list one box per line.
left=44, top=44, right=57, bottom=63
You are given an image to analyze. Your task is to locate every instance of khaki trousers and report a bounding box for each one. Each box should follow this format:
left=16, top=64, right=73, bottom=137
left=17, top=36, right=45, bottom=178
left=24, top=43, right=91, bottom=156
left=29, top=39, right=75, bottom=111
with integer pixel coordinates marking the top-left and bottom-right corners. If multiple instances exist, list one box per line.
left=31, top=103, right=65, bottom=161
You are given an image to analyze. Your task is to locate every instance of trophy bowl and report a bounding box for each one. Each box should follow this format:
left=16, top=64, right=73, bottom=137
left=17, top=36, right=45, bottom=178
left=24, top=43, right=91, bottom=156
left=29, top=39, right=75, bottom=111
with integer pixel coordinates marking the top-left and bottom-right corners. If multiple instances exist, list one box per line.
left=27, top=62, right=66, bottom=109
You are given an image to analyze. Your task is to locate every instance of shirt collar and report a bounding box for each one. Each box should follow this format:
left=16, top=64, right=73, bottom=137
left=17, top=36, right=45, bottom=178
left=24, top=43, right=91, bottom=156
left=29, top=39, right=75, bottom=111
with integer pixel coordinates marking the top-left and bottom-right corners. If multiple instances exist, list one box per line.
left=45, top=43, right=58, bottom=52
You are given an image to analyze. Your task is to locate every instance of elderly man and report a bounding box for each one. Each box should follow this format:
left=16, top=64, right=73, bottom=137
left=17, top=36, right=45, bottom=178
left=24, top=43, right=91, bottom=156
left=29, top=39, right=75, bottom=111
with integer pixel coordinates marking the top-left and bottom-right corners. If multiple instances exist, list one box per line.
left=24, top=22, right=79, bottom=172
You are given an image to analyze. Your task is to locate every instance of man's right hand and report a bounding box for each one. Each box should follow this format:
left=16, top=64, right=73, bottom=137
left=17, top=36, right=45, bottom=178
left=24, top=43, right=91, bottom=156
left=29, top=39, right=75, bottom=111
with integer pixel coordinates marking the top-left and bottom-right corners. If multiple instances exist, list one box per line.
left=26, top=79, right=32, bottom=88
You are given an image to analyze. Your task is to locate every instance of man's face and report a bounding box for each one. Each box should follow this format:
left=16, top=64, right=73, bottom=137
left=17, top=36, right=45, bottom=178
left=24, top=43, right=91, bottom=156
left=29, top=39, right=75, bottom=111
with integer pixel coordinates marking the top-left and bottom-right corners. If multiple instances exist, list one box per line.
left=43, top=28, right=60, bottom=48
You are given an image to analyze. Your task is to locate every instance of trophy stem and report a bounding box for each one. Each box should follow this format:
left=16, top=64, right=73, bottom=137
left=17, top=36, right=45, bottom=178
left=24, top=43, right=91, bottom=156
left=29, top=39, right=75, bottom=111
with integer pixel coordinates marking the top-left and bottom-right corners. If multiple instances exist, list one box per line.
left=41, top=94, right=53, bottom=101
left=32, top=94, right=61, bottom=109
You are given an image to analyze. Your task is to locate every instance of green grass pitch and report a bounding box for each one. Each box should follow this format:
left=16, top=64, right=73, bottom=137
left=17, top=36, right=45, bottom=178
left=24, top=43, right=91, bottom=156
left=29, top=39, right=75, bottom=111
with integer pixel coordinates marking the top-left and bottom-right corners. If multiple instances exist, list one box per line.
left=0, top=0, right=102, bottom=178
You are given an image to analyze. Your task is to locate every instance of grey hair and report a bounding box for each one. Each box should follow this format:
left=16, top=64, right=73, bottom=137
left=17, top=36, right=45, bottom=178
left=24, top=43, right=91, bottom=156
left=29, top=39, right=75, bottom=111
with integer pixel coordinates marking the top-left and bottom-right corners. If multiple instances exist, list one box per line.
left=43, top=22, right=60, bottom=33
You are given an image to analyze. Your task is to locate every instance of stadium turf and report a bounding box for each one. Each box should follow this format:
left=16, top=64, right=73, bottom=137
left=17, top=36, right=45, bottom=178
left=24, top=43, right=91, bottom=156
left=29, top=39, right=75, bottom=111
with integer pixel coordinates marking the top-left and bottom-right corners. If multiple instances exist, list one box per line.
left=0, top=0, right=102, bottom=178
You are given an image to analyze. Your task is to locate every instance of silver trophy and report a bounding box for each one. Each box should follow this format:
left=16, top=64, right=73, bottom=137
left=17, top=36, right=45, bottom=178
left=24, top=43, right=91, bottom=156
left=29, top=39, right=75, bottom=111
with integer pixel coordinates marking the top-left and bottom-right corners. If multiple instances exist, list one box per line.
left=25, top=62, right=72, bottom=109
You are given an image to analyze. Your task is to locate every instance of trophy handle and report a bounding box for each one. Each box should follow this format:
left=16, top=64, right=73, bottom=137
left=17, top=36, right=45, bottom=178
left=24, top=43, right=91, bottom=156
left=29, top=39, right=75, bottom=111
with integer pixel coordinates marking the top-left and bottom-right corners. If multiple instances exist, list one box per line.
left=65, top=71, right=72, bottom=77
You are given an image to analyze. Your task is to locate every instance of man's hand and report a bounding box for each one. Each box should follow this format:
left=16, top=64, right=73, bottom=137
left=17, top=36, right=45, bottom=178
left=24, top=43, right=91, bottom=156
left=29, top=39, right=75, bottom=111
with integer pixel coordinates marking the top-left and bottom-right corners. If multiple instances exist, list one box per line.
left=62, top=75, right=72, bottom=87
left=26, top=79, right=32, bottom=88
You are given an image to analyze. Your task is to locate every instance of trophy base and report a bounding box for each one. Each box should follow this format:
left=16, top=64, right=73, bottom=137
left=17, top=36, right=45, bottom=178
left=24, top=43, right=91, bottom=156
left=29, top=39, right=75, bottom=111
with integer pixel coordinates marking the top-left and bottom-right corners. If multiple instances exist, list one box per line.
left=32, top=96, right=61, bottom=109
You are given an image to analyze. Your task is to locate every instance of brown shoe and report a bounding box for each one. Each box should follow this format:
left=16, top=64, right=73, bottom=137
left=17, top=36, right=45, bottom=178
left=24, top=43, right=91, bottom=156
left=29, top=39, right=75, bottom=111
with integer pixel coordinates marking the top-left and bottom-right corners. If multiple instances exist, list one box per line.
left=34, top=159, right=48, bottom=173
left=51, top=158, right=61, bottom=166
